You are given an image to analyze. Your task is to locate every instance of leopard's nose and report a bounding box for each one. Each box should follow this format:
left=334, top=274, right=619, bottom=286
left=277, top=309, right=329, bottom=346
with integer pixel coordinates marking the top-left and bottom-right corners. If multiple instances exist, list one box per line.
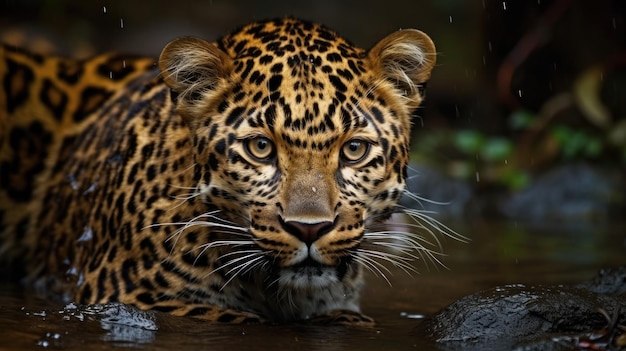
left=282, top=220, right=334, bottom=245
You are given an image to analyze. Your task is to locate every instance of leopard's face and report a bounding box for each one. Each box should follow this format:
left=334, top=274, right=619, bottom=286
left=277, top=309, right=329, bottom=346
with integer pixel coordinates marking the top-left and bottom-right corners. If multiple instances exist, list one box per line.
left=159, top=18, right=436, bottom=289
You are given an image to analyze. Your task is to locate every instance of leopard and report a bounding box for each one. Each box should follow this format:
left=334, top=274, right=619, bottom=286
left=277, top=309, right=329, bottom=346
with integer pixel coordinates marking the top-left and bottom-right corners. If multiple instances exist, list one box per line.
left=0, top=17, right=439, bottom=326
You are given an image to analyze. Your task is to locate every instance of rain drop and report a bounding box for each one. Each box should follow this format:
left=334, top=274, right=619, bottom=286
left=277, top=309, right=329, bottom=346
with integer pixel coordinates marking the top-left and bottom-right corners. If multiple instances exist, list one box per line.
left=502, top=1, right=507, bottom=10
left=612, top=18, right=617, bottom=29
left=475, top=172, right=480, bottom=182
left=518, top=89, right=523, bottom=97
left=488, top=41, right=493, bottom=52
left=449, top=15, right=453, bottom=24
left=103, top=6, right=107, bottom=14
left=120, top=18, right=124, bottom=29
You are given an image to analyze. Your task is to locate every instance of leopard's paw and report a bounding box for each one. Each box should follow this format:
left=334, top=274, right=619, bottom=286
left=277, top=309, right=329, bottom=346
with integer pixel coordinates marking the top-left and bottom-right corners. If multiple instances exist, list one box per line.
left=307, top=310, right=375, bottom=327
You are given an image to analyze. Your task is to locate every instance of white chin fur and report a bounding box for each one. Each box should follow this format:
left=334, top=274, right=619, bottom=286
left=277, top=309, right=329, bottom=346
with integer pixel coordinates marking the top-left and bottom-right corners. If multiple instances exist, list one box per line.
left=278, top=266, right=339, bottom=289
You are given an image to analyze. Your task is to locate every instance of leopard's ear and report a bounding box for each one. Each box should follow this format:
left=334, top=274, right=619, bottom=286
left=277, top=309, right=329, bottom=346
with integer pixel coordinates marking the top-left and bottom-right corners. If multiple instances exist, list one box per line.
left=368, top=29, right=436, bottom=109
left=158, top=37, right=232, bottom=102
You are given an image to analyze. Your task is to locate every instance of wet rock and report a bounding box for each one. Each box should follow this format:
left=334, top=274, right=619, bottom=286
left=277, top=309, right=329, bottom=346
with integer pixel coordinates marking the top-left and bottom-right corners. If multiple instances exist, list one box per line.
left=79, top=302, right=158, bottom=345
left=420, top=266, right=626, bottom=350
left=500, top=163, right=624, bottom=222
left=404, top=162, right=625, bottom=221
left=401, top=165, right=473, bottom=218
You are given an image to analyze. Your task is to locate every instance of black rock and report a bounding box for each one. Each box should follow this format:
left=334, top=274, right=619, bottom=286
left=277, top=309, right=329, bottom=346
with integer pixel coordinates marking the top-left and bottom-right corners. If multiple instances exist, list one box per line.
left=420, top=266, right=626, bottom=351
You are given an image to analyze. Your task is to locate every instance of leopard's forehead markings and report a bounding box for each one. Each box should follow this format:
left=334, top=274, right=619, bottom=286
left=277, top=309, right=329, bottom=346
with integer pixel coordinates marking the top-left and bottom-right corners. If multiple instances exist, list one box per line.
left=218, top=18, right=373, bottom=145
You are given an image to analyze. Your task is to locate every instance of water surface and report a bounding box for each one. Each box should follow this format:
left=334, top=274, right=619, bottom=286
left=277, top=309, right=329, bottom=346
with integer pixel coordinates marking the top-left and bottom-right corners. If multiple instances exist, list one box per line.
left=1, top=220, right=624, bottom=350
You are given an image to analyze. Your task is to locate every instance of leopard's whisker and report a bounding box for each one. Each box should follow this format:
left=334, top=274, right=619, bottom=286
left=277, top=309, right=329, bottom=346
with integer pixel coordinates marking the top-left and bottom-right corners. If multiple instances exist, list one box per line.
left=401, top=207, right=469, bottom=243
left=356, top=248, right=418, bottom=276
left=218, top=254, right=266, bottom=291
left=191, top=239, right=256, bottom=265
left=352, top=253, right=393, bottom=286
left=209, top=250, right=265, bottom=278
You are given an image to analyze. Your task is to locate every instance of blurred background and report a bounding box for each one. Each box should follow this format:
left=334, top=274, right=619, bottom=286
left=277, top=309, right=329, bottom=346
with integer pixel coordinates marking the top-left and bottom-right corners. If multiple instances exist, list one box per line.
left=1, top=0, right=624, bottom=222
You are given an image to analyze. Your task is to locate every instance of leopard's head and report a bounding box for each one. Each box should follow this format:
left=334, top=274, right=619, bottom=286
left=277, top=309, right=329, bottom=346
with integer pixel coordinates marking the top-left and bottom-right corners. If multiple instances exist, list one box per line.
left=159, top=18, right=436, bottom=289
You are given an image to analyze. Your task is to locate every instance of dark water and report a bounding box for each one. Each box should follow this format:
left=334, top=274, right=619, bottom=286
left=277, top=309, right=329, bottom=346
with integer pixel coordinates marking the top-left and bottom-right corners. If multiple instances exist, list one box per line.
left=0, top=220, right=624, bottom=350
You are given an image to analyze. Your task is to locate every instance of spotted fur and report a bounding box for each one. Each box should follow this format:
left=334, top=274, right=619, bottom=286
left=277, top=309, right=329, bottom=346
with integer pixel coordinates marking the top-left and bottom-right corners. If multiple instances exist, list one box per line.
left=0, top=18, right=438, bottom=325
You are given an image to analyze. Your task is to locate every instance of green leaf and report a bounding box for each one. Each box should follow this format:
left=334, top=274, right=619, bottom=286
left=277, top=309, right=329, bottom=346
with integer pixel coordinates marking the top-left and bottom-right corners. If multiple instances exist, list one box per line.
left=455, top=130, right=485, bottom=154
left=509, top=110, right=535, bottom=130
left=481, top=138, right=513, bottom=161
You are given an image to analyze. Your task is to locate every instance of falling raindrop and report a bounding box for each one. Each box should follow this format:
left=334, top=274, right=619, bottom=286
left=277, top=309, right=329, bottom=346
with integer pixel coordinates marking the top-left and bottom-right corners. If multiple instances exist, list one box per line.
left=612, top=18, right=616, bottom=29
left=475, top=172, right=480, bottom=182
left=103, top=6, right=107, bottom=14
left=120, top=18, right=124, bottom=29
left=449, top=15, right=453, bottom=24
left=502, top=1, right=507, bottom=10
left=488, top=41, right=493, bottom=52
left=518, top=89, right=523, bottom=97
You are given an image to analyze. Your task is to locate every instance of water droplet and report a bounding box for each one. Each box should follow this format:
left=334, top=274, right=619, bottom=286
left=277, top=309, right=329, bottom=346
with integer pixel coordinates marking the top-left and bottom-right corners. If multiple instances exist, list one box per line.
left=612, top=17, right=617, bottom=29
left=65, top=266, right=85, bottom=286
left=109, top=71, right=113, bottom=79
left=83, top=182, right=97, bottom=195
left=78, top=227, right=93, bottom=242
left=518, top=89, right=523, bottom=97
left=488, top=41, right=493, bottom=52
left=502, top=1, right=507, bottom=10
left=120, top=18, right=124, bottom=29
left=103, top=6, right=107, bottom=14
left=400, top=311, right=425, bottom=319
left=37, top=340, right=50, bottom=348
left=33, top=310, right=47, bottom=317
left=67, top=174, right=79, bottom=191
left=449, top=15, right=453, bottom=24
left=475, top=172, right=480, bottom=182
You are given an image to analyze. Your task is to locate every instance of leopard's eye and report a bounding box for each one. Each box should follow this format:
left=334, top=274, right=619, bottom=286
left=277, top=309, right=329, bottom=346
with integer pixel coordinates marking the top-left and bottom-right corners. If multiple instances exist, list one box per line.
left=341, top=139, right=370, bottom=163
left=245, top=137, right=275, bottom=161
